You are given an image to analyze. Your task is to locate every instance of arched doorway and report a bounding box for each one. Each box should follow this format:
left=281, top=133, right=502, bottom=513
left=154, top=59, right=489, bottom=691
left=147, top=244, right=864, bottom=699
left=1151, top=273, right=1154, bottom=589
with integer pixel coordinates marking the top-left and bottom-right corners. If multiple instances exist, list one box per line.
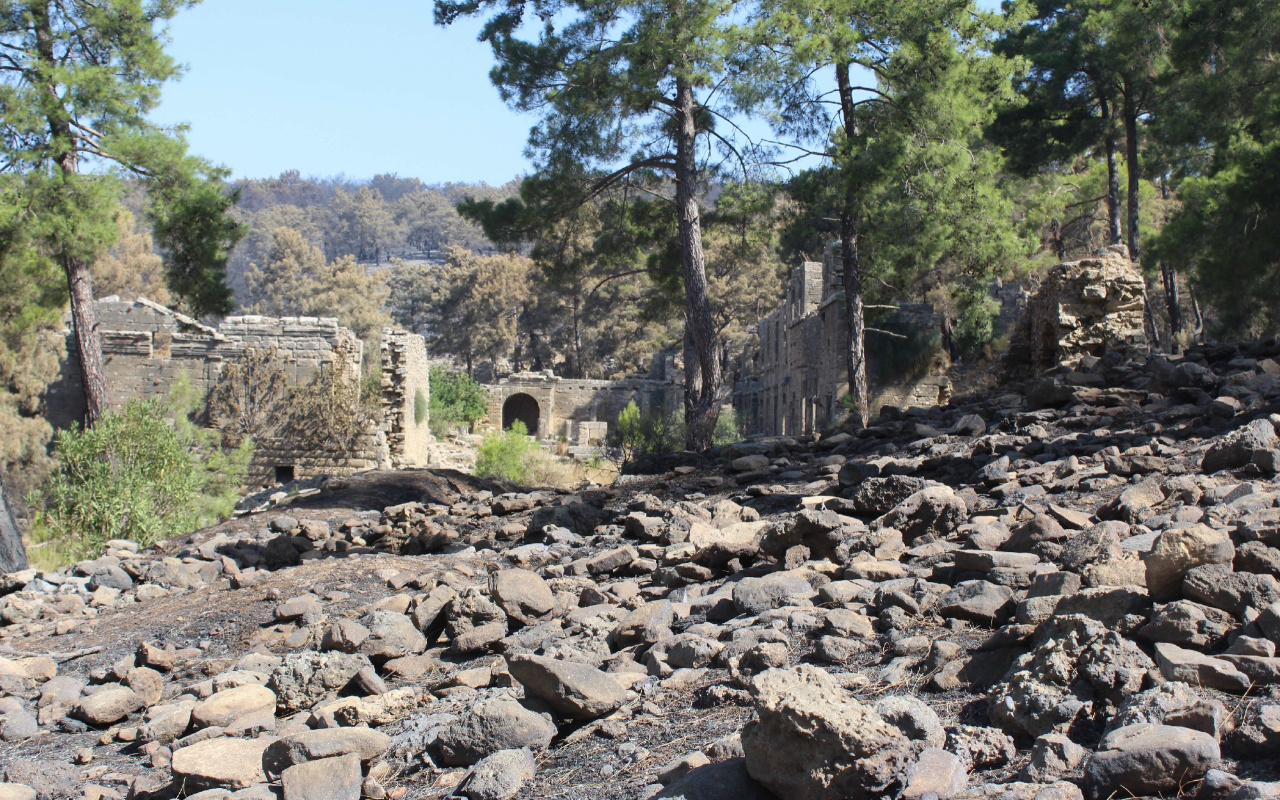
left=502, top=393, right=540, bottom=436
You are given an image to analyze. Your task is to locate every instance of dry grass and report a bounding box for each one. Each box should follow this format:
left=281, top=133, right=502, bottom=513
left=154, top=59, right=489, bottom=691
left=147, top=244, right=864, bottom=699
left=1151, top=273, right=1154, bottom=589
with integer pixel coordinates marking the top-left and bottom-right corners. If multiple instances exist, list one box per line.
left=524, top=448, right=620, bottom=489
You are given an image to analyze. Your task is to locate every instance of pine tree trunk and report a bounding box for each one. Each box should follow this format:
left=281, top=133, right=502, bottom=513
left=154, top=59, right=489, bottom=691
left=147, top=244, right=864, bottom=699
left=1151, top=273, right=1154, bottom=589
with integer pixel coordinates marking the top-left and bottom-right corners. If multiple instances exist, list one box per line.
left=65, top=251, right=108, bottom=426
left=36, top=6, right=108, bottom=427
left=1100, top=94, right=1123, bottom=247
left=683, top=324, right=702, bottom=429
left=1123, top=88, right=1142, bottom=262
left=0, top=476, right=29, bottom=574
left=674, top=78, right=721, bottom=451
left=1159, top=178, right=1183, bottom=346
left=836, top=62, right=869, bottom=429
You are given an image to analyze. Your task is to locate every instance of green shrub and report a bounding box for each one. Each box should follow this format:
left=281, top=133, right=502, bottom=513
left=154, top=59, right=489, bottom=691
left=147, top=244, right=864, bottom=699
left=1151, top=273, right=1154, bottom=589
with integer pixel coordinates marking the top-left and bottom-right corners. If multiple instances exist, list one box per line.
left=414, top=389, right=427, bottom=426
left=475, top=420, right=537, bottom=482
left=31, top=384, right=251, bottom=561
left=712, top=406, right=742, bottom=446
left=612, top=400, right=684, bottom=462
left=953, top=289, right=1002, bottom=359
left=429, top=366, right=489, bottom=437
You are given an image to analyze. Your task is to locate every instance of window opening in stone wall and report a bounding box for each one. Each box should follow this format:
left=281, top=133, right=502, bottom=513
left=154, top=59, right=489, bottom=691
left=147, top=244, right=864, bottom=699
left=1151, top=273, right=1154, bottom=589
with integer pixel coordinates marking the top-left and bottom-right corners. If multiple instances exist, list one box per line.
left=274, top=465, right=295, bottom=484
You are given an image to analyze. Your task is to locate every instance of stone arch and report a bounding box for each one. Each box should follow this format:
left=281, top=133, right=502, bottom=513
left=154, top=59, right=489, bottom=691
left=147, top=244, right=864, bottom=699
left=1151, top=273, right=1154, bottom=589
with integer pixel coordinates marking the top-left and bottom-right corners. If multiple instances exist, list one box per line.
left=502, top=393, right=540, bottom=435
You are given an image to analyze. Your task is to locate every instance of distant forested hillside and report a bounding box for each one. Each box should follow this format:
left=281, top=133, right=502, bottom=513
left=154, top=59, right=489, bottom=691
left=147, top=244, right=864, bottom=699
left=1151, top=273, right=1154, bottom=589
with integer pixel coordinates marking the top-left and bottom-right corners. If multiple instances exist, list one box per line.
left=222, top=171, right=520, bottom=298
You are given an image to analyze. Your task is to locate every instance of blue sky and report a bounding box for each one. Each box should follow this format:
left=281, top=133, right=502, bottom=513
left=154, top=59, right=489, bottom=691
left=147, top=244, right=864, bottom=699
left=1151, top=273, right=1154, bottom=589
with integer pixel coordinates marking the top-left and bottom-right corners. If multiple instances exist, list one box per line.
left=154, top=0, right=1001, bottom=186
left=153, top=0, right=535, bottom=185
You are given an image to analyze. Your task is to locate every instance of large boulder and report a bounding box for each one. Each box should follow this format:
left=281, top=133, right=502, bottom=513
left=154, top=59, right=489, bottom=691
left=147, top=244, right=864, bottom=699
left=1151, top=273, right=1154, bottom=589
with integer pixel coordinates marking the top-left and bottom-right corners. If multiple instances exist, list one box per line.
left=873, top=486, right=967, bottom=544
left=170, top=737, right=271, bottom=791
left=1184, top=564, right=1280, bottom=616
left=849, top=476, right=928, bottom=516
left=1202, top=419, right=1280, bottom=474
left=268, top=651, right=371, bottom=714
left=741, top=666, right=916, bottom=799
left=460, top=748, right=538, bottom=800
left=280, top=754, right=362, bottom=800
left=190, top=684, right=275, bottom=729
left=759, top=510, right=857, bottom=562
left=359, top=610, right=428, bottom=662
left=489, top=569, right=556, bottom=626
left=436, top=696, right=557, bottom=766
left=656, top=758, right=773, bottom=800
left=1152, top=642, right=1251, bottom=694
left=732, top=572, right=816, bottom=615
left=1144, top=524, right=1235, bottom=602
left=938, top=581, right=1014, bottom=627
left=263, top=728, right=391, bottom=778
left=989, top=619, right=1154, bottom=739
left=1083, top=723, right=1219, bottom=800
left=505, top=654, right=627, bottom=720
left=74, top=684, right=141, bottom=727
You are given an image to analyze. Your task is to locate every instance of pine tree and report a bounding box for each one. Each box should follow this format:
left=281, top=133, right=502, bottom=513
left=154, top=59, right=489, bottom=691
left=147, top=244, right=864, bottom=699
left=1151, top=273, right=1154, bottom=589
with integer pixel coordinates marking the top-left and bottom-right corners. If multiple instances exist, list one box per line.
left=0, top=0, right=245, bottom=425
left=435, top=0, right=752, bottom=449
left=243, top=227, right=391, bottom=352
left=92, top=209, right=171, bottom=306
left=1151, top=0, right=1280, bottom=336
left=750, top=0, right=1017, bottom=425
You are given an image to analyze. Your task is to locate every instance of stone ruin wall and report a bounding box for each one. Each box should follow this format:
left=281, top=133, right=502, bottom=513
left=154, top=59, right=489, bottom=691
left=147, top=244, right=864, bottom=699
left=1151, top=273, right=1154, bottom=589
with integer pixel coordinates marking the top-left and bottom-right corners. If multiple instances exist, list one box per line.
left=381, top=329, right=432, bottom=469
left=47, top=298, right=430, bottom=486
left=483, top=369, right=683, bottom=456
left=1004, top=245, right=1149, bottom=376
left=735, top=246, right=1150, bottom=438
left=733, top=260, right=963, bottom=438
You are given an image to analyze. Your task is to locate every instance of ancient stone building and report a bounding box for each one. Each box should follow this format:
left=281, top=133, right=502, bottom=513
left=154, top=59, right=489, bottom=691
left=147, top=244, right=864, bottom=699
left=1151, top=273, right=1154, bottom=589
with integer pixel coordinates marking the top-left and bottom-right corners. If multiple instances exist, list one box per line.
left=483, top=358, right=682, bottom=455
left=734, top=246, right=1150, bottom=439
left=732, top=258, right=957, bottom=437
left=47, top=298, right=431, bottom=485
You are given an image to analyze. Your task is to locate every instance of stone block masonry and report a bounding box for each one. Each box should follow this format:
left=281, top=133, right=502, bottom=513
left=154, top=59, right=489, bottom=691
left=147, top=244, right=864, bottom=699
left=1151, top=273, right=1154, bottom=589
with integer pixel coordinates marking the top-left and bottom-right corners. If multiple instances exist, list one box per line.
left=47, top=298, right=430, bottom=486
left=381, top=329, right=432, bottom=469
left=1004, top=245, right=1149, bottom=376
left=483, top=370, right=683, bottom=448
left=732, top=258, right=958, bottom=438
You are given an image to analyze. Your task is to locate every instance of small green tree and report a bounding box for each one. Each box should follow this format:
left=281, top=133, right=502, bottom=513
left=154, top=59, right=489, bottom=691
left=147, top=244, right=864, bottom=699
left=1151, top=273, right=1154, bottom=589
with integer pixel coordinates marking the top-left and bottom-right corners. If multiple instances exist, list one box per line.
left=611, top=400, right=684, bottom=463
left=428, top=366, right=489, bottom=437
left=712, top=407, right=742, bottom=446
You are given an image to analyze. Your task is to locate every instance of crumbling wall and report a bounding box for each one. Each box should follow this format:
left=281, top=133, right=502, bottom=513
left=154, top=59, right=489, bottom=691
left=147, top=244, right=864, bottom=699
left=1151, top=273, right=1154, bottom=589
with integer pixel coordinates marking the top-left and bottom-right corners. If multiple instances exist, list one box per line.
left=381, top=328, right=432, bottom=468
left=733, top=261, right=954, bottom=437
left=483, top=372, right=682, bottom=457
left=48, top=298, right=429, bottom=486
left=1006, top=246, right=1148, bottom=374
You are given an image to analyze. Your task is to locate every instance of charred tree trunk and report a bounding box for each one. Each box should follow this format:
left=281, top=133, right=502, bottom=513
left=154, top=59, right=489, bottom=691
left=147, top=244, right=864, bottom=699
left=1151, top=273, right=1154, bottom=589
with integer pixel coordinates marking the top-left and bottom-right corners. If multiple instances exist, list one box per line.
left=1158, top=178, right=1183, bottom=347
left=1100, top=94, right=1123, bottom=248
left=674, top=78, right=721, bottom=451
left=1123, top=87, right=1142, bottom=263
left=1190, top=287, right=1206, bottom=343
left=0, top=477, right=29, bottom=574
left=836, top=62, right=870, bottom=429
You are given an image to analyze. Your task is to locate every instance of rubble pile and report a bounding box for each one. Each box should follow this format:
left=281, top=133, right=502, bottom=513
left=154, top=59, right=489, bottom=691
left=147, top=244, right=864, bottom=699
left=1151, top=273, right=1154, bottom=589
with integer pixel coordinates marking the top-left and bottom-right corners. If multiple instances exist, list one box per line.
left=1006, top=245, right=1150, bottom=374
left=3, top=339, right=1280, bottom=799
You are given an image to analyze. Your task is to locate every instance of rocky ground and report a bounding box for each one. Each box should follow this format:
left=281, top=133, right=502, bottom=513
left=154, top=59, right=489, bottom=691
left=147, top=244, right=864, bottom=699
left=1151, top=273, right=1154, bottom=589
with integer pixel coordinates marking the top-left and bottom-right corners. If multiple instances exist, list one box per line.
left=5, top=342, right=1280, bottom=799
